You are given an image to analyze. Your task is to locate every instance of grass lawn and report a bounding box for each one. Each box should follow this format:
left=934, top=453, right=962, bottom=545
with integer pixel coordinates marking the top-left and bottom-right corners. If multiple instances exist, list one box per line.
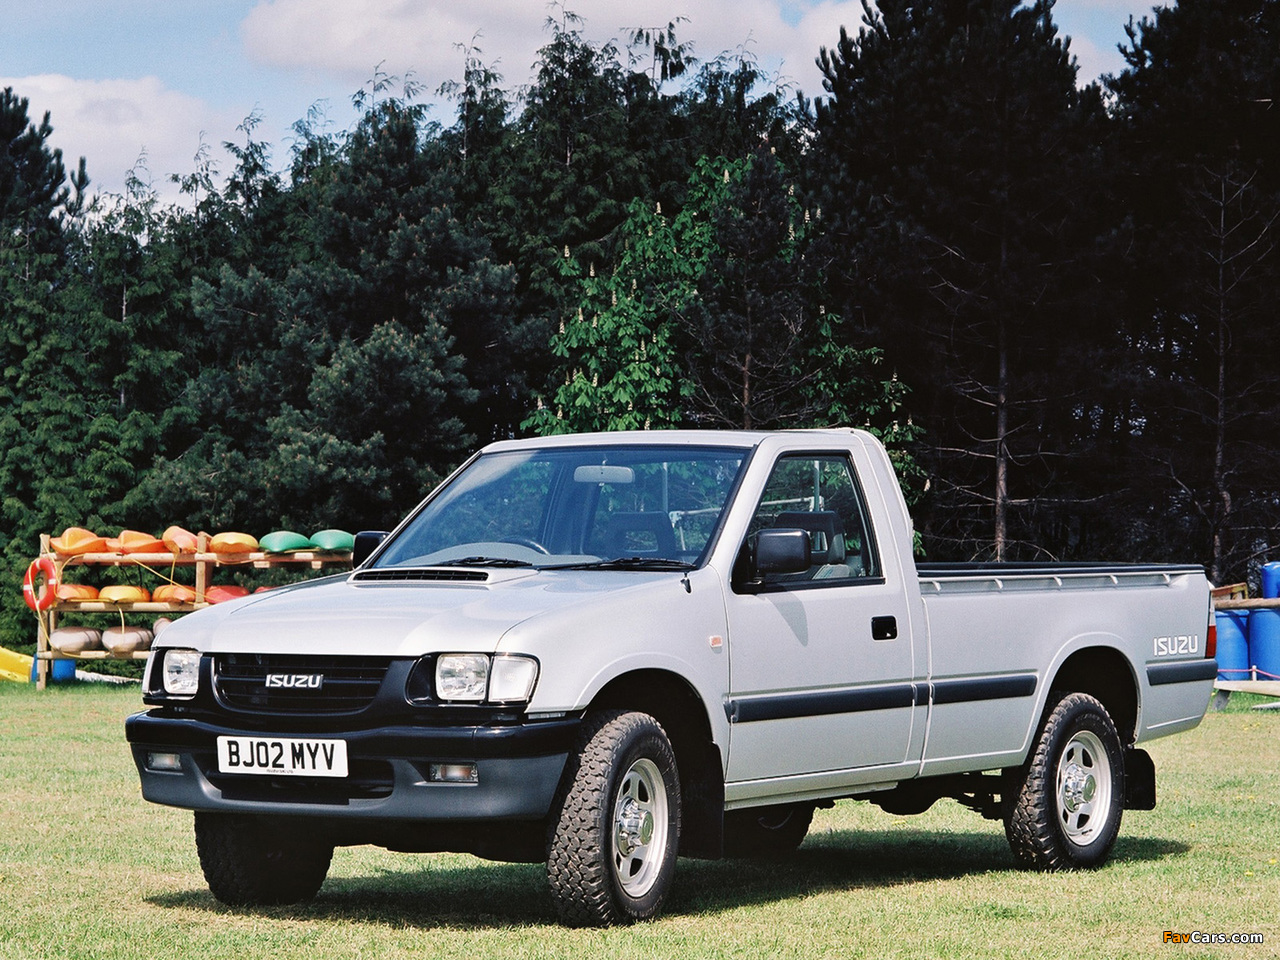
left=0, top=682, right=1275, bottom=959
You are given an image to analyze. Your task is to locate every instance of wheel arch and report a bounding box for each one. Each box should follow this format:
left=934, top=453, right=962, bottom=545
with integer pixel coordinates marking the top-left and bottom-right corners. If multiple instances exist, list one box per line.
left=585, top=668, right=725, bottom=858
left=1046, top=646, right=1139, bottom=745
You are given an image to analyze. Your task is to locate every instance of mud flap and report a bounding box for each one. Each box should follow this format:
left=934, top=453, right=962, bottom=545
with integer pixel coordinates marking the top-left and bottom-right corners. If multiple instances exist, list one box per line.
left=1123, top=748, right=1156, bottom=810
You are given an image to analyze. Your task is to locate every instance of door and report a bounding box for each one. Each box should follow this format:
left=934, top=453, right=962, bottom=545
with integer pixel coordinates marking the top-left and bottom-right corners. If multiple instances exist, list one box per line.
left=724, top=452, right=919, bottom=789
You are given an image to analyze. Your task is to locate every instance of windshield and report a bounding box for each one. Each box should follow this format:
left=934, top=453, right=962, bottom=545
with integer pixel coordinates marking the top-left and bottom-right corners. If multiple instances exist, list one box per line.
left=372, top=444, right=750, bottom=570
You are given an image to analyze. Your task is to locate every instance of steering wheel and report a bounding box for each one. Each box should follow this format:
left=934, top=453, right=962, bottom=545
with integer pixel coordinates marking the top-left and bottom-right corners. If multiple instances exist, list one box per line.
left=499, top=536, right=550, bottom=555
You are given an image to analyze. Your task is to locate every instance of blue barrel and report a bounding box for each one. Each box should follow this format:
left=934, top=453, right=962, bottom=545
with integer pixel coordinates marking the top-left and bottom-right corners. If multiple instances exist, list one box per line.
left=30, top=658, right=77, bottom=683
left=1249, top=608, right=1280, bottom=682
left=1215, top=611, right=1251, bottom=680
left=1261, top=562, right=1280, bottom=599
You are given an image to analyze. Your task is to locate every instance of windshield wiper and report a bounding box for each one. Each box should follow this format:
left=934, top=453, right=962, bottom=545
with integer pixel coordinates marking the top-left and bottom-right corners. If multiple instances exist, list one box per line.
left=543, top=557, right=696, bottom=572
left=430, top=556, right=534, bottom=568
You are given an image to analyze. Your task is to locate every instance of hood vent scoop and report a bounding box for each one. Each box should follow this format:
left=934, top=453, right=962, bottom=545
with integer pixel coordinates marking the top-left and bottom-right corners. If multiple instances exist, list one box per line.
left=351, top=568, right=490, bottom=584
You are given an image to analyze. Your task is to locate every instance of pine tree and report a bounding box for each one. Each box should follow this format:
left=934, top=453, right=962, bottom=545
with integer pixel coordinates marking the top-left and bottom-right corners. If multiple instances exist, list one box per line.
left=142, top=92, right=508, bottom=532
left=0, top=88, right=89, bottom=643
left=812, top=0, right=1112, bottom=560
left=1107, top=0, right=1280, bottom=583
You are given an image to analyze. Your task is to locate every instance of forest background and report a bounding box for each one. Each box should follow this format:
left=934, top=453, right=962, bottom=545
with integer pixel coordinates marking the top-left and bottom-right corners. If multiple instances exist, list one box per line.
left=2, top=0, right=1278, bottom=649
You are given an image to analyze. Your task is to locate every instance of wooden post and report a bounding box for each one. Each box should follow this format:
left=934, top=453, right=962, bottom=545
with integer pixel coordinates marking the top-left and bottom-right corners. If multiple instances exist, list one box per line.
left=35, top=534, right=51, bottom=690
left=195, top=533, right=209, bottom=604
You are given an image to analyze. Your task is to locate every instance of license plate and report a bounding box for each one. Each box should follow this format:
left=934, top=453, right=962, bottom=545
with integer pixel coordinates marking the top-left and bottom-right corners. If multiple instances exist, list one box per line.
left=216, top=736, right=348, bottom=778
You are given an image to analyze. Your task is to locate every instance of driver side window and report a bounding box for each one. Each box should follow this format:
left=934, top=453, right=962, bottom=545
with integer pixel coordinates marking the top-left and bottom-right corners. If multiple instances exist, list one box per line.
left=746, top=454, right=880, bottom=582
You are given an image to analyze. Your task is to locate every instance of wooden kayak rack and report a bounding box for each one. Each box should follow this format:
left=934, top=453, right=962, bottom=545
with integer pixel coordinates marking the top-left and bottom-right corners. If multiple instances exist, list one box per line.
left=32, top=532, right=351, bottom=689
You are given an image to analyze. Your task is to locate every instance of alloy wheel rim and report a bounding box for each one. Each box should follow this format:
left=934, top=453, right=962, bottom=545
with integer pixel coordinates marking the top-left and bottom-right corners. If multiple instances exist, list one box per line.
left=1056, top=729, right=1112, bottom=846
left=612, top=757, right=668, bottom=897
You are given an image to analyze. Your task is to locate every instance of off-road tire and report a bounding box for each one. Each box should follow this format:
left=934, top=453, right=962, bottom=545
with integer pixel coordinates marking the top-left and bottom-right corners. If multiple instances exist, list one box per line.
left=1005, top=692, right=1125, bottom=870
left=195, top=812, right=334, bottom=906
left=723, top=802, right=815, bottom=858
left=546, top=710, right=681, bottom=926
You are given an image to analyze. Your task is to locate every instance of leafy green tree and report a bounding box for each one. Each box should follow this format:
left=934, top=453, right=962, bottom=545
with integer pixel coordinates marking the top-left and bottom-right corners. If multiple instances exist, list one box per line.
left=524, top=197, right=699, bottom=435
left=531, top=153, right=920, bottom=501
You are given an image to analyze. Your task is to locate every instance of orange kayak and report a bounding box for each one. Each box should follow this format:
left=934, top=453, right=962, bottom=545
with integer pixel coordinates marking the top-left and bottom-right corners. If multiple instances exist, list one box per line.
left=162, top=525, right=199, bottom=554
left=50, top=526, right=107, bottom=556
left=209, top=532, right=258, bottom=554
left=119, top=530, right=167, bottom=553
left=98, top=585, right=152, bottom=604
left=206, top=584, right=251, bottom=604
left=153, top=583, right=198, bottom=603
left=56, top=583, right=100, bottom=601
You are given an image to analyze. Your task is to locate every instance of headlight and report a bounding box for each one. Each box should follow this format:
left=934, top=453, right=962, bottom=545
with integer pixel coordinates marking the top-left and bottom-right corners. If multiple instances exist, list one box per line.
left=161, top=649, right=201, bottom=696
left=429, top=654, right=540, bottom=704
left=435, top=654, right=489, bottom=701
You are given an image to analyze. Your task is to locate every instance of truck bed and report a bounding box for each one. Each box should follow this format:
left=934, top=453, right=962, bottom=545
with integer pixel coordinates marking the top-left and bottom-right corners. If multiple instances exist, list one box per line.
left=912, top=561, right=1212, bottom=776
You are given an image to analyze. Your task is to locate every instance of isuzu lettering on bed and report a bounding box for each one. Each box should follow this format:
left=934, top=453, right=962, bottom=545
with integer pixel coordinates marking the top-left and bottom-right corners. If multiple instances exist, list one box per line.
left=127, top=429, right=1217, bottom=925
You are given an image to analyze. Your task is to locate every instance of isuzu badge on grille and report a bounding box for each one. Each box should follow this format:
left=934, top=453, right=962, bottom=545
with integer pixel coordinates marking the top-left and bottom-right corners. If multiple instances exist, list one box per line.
left=264, top=674, right=324, bottom=689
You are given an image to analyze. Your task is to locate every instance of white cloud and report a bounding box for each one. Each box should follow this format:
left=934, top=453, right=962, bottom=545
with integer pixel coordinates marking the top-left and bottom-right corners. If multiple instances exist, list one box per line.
left=784, top=1, right=867, bottom=96
left=0, top=74, right=240, bottom=203
left=241, top=0, right=552, bottom=92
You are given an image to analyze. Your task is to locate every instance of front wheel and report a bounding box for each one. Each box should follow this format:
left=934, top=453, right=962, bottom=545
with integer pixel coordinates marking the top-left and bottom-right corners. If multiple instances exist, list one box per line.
left=1005, top=692, right=1125, bottom=870
left=547, top=710, right=681, bottom=926
left=195, top=812, right=334, bottom=906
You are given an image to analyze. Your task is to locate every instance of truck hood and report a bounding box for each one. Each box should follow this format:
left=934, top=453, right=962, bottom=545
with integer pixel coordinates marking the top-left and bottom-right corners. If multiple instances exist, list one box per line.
left=158, top=567, right=688, bottom=657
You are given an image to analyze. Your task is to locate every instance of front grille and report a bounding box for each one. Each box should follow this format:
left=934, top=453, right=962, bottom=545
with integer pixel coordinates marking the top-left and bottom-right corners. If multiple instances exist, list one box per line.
left=214, top=654, right=392, bottom=715
left=352, top=568, right=489, bottom=583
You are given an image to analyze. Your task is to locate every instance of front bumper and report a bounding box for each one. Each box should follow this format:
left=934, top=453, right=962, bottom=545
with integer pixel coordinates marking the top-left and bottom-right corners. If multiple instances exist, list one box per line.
left=125, top=711, right=579, bottom=821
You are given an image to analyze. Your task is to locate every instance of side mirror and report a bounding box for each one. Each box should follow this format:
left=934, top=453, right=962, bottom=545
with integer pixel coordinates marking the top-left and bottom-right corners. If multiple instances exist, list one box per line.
left=755, top=528, right=812, bottom=575
left=352, top=530, right=389, bottom=568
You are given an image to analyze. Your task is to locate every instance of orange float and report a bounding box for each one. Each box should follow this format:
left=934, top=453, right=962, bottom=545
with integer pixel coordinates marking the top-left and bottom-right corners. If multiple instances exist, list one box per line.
left=162, top=525, right=199, bottom=554
left=50, top=527, right=107, bottom=556
left=22, top=557, right=59, bottom=611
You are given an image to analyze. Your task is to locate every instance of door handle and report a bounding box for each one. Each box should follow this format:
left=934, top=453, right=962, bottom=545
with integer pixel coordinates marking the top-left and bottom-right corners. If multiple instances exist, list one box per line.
left=871, top=616, right=898, bottom=641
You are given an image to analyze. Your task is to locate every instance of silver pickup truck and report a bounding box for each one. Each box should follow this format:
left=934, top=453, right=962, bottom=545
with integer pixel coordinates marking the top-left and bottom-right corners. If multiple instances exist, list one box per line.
left=127, top=429, right=1217, bottom=925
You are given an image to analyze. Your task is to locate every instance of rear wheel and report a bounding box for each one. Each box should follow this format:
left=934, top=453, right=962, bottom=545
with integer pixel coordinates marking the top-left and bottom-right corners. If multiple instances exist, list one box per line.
left=1005, top=692, right=1125, bottom=870
left=546, top=710, right=681, bottom=926
left=195, top=812, right=333, bottom=905
left=723, top=802, right=814, bottom=858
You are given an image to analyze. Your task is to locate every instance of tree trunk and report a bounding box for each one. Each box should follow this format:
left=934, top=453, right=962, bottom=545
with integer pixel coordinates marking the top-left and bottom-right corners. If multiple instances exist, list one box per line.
left=1210, top=171, right=1230, bottom=586
left=994, top=311, right=1009, bottom=563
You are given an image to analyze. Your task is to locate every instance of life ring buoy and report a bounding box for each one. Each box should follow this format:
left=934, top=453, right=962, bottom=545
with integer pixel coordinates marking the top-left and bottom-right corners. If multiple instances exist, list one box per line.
left=23, top=557, right=58, bottom=612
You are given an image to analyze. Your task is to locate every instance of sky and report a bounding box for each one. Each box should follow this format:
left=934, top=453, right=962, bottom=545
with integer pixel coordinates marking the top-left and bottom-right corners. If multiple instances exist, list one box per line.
left=1, top=1, right=1163, bottom=205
